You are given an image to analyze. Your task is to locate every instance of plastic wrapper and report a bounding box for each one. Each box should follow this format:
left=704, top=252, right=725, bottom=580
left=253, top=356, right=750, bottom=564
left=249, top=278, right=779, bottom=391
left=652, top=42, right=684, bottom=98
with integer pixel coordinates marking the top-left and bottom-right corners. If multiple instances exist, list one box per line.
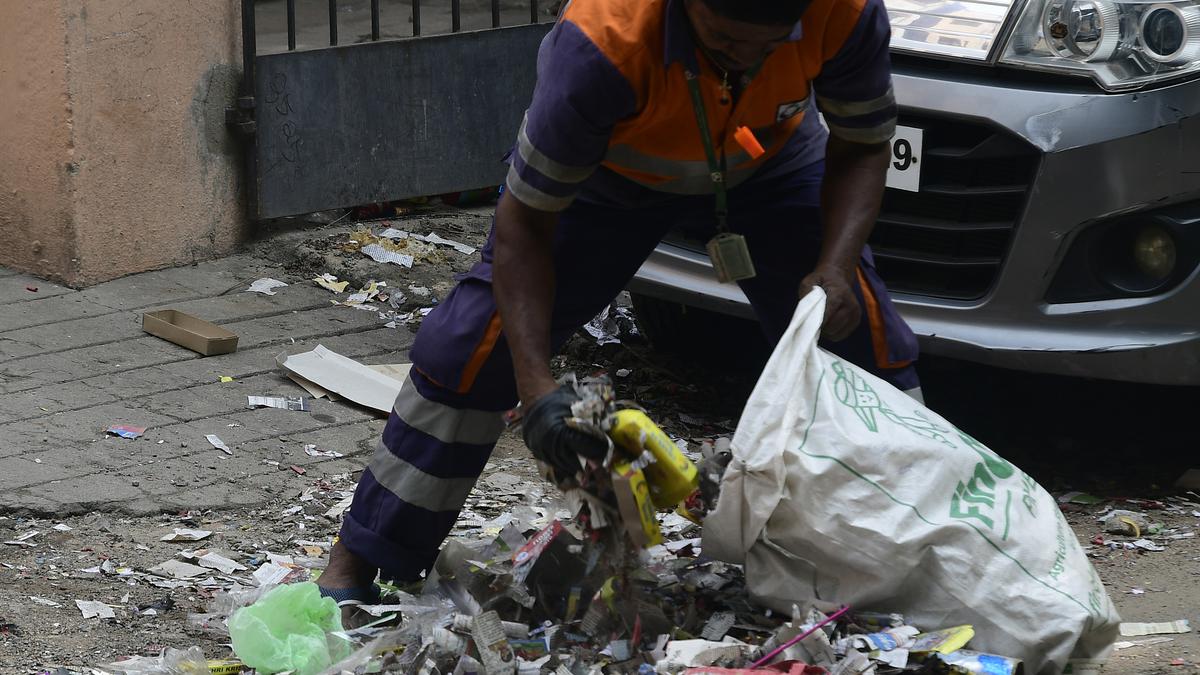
left=228, top=582, right=351, bottom=675
left=100, top=646, right=209, bottom=674
left=935, top=649, right=1024, bottom=675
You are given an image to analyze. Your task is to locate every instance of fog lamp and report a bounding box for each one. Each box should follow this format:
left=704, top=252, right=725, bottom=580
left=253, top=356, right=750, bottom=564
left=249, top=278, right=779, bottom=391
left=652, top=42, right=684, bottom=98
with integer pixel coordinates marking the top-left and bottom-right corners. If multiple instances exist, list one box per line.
left=1133, top=224, right=1177, bottom=280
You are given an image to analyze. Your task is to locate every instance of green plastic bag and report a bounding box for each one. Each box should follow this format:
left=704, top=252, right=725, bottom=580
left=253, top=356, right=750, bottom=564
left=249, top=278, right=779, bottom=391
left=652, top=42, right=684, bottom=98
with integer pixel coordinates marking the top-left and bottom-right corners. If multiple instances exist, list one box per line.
left=228, top=582, right=351, bottom=675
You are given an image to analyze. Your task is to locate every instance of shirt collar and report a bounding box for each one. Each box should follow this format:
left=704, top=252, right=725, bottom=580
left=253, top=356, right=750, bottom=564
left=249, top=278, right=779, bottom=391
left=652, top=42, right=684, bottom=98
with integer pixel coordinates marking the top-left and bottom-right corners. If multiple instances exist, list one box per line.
left=663, top=0, right=804, bottom=70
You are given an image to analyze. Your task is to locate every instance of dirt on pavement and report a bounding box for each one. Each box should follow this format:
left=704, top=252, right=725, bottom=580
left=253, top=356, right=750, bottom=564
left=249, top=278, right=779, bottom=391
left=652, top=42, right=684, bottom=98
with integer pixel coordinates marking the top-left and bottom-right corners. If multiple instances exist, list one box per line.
left=1, top=208, right=1197, bottom=673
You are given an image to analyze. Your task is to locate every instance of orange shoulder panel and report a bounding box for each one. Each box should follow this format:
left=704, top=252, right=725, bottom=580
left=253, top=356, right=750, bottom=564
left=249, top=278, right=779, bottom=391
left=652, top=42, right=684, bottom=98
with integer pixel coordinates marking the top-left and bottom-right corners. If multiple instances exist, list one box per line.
left=798, top=0, right=869, bottom=77
left=560, top=0, right=665, bottom=107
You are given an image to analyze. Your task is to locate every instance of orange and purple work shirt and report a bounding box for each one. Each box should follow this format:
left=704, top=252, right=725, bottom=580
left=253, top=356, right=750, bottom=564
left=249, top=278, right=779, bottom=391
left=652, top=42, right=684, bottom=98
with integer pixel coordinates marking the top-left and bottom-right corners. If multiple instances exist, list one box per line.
left=505, top=0, right=898, bottom=211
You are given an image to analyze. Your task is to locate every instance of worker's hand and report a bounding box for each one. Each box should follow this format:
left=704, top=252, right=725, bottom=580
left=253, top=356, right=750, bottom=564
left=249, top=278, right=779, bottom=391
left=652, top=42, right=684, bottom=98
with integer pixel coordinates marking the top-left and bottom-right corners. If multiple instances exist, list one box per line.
left=521, top=385, right=610, bottom=481
left=800, top=266, right=861, bottom=342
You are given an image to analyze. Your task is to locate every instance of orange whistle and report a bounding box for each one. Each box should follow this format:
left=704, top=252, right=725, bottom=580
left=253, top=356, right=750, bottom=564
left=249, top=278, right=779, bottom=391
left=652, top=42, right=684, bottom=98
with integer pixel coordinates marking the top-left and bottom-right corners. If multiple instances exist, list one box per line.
left=734, top=126, right=765, bottom=159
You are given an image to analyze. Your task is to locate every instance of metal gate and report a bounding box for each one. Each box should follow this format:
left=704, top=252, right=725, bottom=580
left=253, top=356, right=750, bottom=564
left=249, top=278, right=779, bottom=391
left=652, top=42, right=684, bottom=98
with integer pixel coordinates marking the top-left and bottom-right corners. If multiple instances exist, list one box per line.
left=227, top=0, right=552, bottom=220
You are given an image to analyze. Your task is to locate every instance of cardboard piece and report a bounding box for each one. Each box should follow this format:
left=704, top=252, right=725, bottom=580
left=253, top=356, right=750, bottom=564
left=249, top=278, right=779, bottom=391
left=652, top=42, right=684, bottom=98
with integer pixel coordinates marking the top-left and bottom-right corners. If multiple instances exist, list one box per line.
left=286, top=372, right=339, bottom=401
left=368, top=363, right=413, bottom=382
left=1119, top=620, right=1191, bottom=637
left=276, top=346, right=405, bottom=414
left=143, top=310, right=238, bottom=356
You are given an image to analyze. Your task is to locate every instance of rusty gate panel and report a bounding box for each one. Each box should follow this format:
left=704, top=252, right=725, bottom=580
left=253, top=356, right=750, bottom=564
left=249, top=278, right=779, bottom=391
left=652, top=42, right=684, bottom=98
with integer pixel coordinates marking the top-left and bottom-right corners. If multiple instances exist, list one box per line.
left=251, top=24, right=548, bottom=219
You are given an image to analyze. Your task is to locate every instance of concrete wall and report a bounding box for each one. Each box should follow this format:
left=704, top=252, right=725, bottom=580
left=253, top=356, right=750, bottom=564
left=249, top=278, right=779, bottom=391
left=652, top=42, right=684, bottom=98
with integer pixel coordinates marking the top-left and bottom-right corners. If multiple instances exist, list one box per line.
left=0, top=0, right=247, bottom=286
left=0, top=1, right=77, bottom=280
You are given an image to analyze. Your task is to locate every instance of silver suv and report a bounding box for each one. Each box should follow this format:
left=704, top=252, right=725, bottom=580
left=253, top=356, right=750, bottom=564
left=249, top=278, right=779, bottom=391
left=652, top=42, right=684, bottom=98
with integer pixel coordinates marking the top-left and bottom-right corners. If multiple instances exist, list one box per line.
left=629, top=0, right=1200, bottom=386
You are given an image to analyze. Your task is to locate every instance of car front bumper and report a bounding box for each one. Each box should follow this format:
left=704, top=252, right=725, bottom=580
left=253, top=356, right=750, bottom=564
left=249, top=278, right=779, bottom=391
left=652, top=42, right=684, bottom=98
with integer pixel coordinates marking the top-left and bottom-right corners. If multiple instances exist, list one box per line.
left=629, top=68, right=1200, bottom=385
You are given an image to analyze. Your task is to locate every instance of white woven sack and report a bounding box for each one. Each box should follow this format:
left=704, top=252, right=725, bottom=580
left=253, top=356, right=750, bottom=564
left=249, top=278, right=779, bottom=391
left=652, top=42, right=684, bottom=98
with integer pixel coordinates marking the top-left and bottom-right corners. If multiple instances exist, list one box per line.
left=703, top=289, right=1119, bottom=674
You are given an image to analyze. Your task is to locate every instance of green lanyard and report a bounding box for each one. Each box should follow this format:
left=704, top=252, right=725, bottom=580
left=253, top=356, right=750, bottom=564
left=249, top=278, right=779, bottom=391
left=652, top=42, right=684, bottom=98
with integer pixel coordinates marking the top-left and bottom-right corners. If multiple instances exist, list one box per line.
left=684, top=70, right=729, bottom=232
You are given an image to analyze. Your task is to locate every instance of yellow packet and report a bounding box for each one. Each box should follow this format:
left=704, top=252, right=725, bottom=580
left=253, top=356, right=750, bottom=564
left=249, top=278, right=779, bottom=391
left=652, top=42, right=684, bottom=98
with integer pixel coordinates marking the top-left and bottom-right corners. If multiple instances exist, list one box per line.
left=608, top=409, right=698, bottom=508
left=611, top=460, right=664, bottom=548
left=207, top=660, right=244, bottom=675
left=910, top=625, right=976, bottom=654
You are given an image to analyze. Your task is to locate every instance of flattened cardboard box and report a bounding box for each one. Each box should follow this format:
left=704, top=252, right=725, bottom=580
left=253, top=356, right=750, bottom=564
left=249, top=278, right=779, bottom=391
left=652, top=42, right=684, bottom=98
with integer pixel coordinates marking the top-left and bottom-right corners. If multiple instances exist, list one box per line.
left=142, top=309, right=238, bottom=356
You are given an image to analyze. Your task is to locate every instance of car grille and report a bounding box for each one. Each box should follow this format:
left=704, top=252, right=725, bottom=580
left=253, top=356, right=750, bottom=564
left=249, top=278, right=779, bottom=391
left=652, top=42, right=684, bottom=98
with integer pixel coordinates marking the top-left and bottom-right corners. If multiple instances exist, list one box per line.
left=872, top=114, right=1041, bottom=300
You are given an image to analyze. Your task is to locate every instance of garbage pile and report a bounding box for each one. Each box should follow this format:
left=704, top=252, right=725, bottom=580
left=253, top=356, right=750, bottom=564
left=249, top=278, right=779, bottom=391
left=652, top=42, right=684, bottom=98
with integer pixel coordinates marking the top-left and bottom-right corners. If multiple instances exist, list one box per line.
left=299, top=516, right=1027, bottom=675
left=105, top=503, right=1030, bottom=675
left=94, top=380, right=1036, bottom=675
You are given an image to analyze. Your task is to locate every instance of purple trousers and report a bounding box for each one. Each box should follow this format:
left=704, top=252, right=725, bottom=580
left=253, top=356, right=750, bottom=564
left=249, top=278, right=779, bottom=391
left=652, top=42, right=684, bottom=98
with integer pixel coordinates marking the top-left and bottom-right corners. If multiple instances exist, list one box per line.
left=340, top=163, right=919, bottom=581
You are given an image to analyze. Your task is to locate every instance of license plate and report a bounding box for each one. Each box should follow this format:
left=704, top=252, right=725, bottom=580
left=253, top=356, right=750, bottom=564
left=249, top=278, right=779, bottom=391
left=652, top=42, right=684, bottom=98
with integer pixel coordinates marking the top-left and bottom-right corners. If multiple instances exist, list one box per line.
left=886, top=125, right=923, bottom=192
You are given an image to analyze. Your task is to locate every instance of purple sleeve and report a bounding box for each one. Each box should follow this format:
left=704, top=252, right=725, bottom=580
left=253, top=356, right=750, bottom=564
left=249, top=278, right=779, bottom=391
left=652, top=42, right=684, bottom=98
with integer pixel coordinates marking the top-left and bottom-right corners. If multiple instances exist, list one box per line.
left=505, top=20, right=638, bottom=211
left=813, top=0, right=898, bottom=144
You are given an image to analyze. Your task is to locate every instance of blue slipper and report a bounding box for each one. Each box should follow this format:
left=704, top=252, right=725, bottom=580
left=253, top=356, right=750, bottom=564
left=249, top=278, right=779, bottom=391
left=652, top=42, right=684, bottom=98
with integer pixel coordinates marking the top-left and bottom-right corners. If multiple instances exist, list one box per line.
left=318, top=584, right=382, bottom=607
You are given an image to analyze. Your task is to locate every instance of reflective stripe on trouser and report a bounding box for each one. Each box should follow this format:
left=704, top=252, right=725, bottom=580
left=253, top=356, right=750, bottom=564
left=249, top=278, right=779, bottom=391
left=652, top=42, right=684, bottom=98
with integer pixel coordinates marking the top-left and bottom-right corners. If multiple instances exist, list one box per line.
left=339, top=159, right=919, bottom=580
left=339, top=371, right=508, bottom=582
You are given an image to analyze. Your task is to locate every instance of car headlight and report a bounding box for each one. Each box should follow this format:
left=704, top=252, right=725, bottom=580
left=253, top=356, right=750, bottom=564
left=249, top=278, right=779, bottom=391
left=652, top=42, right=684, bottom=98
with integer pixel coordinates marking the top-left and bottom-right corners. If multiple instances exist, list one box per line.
left=1000, top=0, right=1200, bottom=89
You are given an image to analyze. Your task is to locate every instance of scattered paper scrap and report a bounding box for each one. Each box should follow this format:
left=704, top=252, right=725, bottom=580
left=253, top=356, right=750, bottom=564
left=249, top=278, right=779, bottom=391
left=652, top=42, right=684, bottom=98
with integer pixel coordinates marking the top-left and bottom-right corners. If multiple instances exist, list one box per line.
left=4, top=531, right=39, bottom=547
left=247, top=395, right=310, bottom=412
left=252, top=562, right=294, bottom=587
left=196, top=552, right=247, bottom=575
left=422, top=232, right=476, bottom=255
left=106, top=425, right=146, bottom=439
left=148, top=559, right=210, bottom=580
left=52, top=523, right=72, bottom=532
left=1130, top=538, right=1165, bottom=552
left=160, top=528, right=212, bottom=542
left=359, top=604, right=409, bottom=617
left=361, top=244, right=414, bottom=268
left=314, top=273, right=350, bottom=293
left=75, top=600, right=116, bottom=620
left=30, top=596, right=61, bottom=608
left=344, top=281, right=386, bottom=306
left=1120, top=620, right=1192, bottom=637
left=1114, top=637, right=1175, bottom=651
left=378, top=228, right=476, bottom=255
left=206, top=434, right=232, bottom=455
left=304, top=444, right=345, bottom=458
left=276, top=345, right=406, bottom=414
left=325, top=494, right=354, bottom=518
left=246, top=278, right=288, bottom=295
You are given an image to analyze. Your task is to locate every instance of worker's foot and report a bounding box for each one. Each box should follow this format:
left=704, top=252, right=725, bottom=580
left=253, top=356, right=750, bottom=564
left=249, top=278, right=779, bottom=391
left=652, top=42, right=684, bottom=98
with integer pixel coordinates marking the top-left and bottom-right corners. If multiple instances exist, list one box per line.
left=318, top=540, right=381, bottom=629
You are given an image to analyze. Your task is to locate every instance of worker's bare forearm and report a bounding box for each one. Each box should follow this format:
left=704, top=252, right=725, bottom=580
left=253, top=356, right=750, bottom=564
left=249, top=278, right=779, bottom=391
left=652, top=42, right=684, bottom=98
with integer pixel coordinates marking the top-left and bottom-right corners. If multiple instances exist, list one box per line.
left=493, top=191, right=561, bottom=405
left=817, top=136, right=891, bottom=280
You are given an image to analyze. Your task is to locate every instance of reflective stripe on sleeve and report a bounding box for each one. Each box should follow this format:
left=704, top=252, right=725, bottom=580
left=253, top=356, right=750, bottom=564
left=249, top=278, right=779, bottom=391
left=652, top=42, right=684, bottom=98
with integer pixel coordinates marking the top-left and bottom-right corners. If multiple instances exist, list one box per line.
left=816, top=85, right=895, bottom=120
left=505, top=164, right=577, bottom=211
left=826, top=118, right=896, bottom=144
left=517, top=114, right=597, bottom=184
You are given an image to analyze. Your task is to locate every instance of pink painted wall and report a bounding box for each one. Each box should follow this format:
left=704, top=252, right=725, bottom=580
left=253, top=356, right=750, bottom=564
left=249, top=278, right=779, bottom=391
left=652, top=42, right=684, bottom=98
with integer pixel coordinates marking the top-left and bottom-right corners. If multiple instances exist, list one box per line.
left=0, top=0, right=249, bottom=286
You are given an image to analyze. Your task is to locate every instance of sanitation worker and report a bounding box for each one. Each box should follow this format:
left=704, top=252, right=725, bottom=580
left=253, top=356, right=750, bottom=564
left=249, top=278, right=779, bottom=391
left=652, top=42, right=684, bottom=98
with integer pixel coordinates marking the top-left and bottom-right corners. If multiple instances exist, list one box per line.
left=317, top=0, right=919, bottom=613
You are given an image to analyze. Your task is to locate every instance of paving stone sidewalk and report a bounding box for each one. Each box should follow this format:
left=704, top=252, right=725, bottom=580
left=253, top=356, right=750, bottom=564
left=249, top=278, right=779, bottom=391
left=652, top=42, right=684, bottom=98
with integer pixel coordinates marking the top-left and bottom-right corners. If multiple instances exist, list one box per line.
left=0, top=256, right=411, bottom=517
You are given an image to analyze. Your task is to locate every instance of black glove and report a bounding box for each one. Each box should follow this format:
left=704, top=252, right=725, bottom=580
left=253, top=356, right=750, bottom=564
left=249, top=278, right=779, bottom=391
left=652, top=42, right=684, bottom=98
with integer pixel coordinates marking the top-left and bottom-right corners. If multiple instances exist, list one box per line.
left=522, top=385, right=610, bottom=480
